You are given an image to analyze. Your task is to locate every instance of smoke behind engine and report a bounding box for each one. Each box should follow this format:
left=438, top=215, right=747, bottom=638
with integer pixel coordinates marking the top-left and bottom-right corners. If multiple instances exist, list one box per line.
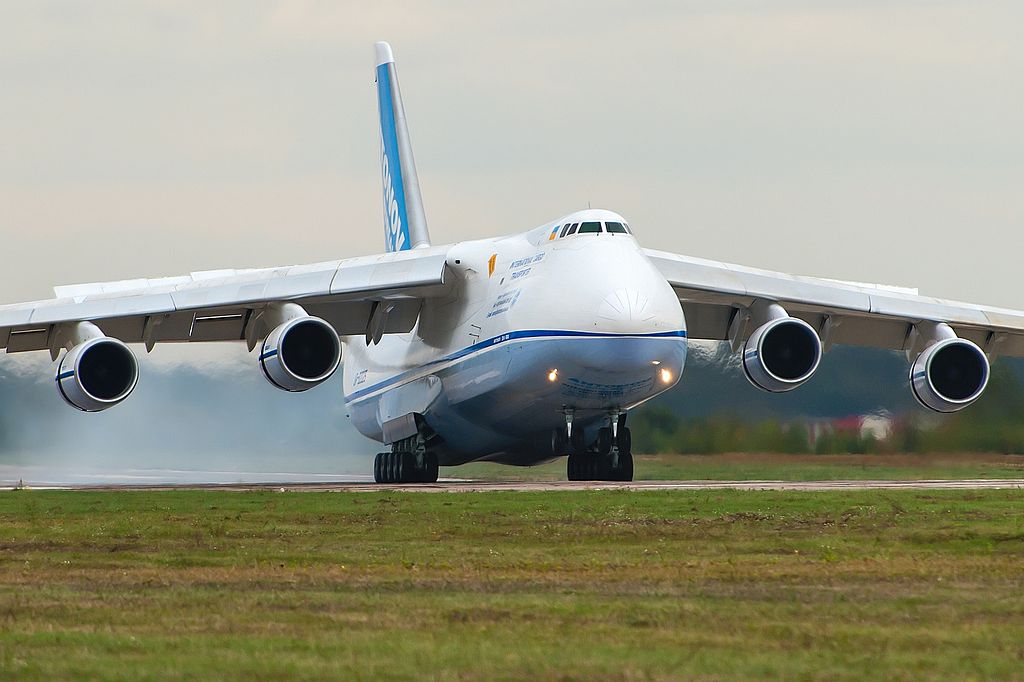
left=0, top=345, right=376, bottom=475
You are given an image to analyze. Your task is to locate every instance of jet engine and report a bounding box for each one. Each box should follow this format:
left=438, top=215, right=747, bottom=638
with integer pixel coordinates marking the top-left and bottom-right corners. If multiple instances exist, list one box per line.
left=910, top=337, right=989, bottom=413
left=742, top=316, right=822, bottom=393
left=56, top=337, right=140, bottom=412
left=259, top=316, right=342, bottom=392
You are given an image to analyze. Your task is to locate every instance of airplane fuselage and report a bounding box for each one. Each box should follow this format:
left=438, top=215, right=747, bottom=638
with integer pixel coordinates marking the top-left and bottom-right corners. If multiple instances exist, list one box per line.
left=342, top=209, right=687, bottom=465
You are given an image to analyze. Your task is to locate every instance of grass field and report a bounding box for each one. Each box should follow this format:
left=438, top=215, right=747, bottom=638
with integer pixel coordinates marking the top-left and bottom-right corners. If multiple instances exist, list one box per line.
left=451, top=452, right=1024, bottom=482
left=0, top=488, right=1022, bottom=680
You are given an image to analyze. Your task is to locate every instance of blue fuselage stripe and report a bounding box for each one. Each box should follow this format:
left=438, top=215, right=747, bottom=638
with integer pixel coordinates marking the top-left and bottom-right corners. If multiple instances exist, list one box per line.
left=343, top=328, right=686, bottom=404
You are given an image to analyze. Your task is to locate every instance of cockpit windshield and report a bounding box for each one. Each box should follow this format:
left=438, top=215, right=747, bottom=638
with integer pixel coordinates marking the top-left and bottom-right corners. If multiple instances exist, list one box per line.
left=548, top=219, right=632, bottom=242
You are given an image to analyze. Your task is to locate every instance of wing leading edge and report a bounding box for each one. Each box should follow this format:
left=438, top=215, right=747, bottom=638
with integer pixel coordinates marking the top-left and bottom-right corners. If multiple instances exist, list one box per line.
left=0, top=247, right=450, bottom=355
left=646, top=248, right=1024, bottom=358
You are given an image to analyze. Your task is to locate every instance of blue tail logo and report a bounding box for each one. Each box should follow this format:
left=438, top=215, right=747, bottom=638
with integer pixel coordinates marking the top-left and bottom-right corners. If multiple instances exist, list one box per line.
left=377, top=63, right=411, bottom=252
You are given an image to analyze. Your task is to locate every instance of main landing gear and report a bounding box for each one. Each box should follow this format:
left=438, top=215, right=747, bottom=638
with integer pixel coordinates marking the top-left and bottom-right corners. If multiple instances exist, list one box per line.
left=374, top=421, right=441, bottom=484
left=560, top=411, right=634, bottom=482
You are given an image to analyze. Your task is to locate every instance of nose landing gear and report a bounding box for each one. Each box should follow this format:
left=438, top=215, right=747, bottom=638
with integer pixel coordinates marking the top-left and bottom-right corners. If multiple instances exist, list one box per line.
left=562, top=411, right=633, bottom=482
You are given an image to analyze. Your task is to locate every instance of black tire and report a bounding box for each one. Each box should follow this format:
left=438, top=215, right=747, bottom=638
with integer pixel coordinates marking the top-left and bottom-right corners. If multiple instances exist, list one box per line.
left=612, top=451, right=634, bottom=482
left=567, top=455, right=580, bottom=481
left=596, top=427, right=613, bottom=455
left=373, top=453, right=384, bottom=483
left=397, top=451, right=413, bottom=482
left=551, top=428, right=568, bottom=455
left=568, top=454, right=613, bottom=481
left=423, top=452, right=439, bottom=483
left=570, top=427, right=586, bottom=454
left=388, top=452, right=399, bottom=482
left=617, top=427, right=631, bottom=455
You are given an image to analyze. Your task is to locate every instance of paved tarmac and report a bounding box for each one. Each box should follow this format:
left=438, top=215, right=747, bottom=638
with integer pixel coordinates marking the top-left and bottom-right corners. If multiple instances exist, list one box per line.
left=3, top=466, right=1023, bottom=492
left=22, top=478, right=1024, bottom=492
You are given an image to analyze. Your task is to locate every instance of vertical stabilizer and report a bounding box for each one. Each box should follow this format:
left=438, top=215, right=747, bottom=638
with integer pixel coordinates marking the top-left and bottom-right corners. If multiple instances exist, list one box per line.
left=375, top=41, right=430, bottom=252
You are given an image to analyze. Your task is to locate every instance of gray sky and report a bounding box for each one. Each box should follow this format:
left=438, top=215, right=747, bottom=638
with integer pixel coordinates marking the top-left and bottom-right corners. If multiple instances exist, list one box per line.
left=3, top=0, right=1023, bottom=310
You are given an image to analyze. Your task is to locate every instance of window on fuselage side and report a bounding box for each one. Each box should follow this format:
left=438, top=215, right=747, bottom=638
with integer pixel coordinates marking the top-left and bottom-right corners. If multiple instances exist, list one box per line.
left=578, top=221, right=602, bottom=234
left=605, top=222, right=628, bottom=234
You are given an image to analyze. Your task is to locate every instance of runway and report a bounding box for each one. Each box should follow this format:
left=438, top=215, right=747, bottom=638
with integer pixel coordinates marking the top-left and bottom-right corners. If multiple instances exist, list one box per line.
left=280, top=479, right=1024, bottom=493
left=10, top=479, right=1024, bottom=492
left=3, top=465, right=1023, bottom=492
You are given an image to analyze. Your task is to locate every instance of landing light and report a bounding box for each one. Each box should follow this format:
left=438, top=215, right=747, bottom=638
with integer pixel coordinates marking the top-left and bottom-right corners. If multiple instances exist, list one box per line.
left=548, top=369, right=559, bottom=382
left=651, top=360, right=661, bottom=365
left=659, top=368, right=673, bottom=384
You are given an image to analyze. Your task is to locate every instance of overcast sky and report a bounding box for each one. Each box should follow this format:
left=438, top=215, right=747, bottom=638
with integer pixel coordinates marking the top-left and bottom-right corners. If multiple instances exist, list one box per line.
left=2, top=1, right=1022, bottom=313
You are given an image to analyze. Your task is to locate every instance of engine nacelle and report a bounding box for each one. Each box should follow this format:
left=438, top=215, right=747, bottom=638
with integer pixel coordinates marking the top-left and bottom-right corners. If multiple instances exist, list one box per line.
left=742, top=317, right=822, bottom=393
left=910, top=337, right=989, bottom=413
left=56, top=337, right=139, bottom=412
left=259, top=316, right=341, bottom=392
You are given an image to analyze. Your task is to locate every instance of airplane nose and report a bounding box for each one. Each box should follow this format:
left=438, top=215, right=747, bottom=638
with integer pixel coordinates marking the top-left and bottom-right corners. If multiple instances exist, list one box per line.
left=597, top=289, right=655, bottom=332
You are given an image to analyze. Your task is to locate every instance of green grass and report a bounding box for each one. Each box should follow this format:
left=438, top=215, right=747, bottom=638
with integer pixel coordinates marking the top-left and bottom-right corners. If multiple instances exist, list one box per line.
left=450, top=452, right=1024, bottom=482
left=0, top=488, right=1023, bottom=680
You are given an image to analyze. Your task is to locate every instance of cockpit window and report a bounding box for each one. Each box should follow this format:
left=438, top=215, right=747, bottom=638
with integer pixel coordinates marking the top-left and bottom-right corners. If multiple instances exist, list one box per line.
left=578, top=221, right=602, bottom=234
left=559, top=223, right=572, bottom=238
left=567, top=223, right=579, bottom=235
left=605, top=222, right=628, bottom=234
left=623, top=224, right=632, bottom=234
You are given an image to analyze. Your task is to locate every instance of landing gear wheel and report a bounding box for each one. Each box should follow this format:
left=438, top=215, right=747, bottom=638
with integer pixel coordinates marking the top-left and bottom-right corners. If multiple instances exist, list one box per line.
left=567, top=455, right=582, bottom=481
left=551, top=427, right=569, bottom=456
left=374, top=451, right=396, bottom=483
left=567, top=454, right=588, bottom=481
left=616, top=427, right=631, bottom=455
left=567, top=454, right=610, bottom=481
left=420, top=451, right=439, bottom=483
left=570, top=426, right=587, bottom=454
left=565, top=447, right=633, bottom=482
left=609, top=427, right=633, bottom=481
left=373, top=450, right=439, bottom=483
left=608, top=451, right=633, bottom=482
left=399, top=451, right=414, bottom=482
left=596, top=427, right=613, bottom=455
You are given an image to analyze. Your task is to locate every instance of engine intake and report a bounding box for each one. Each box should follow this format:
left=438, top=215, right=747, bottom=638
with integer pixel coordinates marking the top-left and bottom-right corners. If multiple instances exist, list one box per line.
left=260, top=316, right=341, bottom=392
left=56, top=337, right=139, bottom=412
left=910, top=338, right=989, bottom=413
left=742, top=317, right=822, bottom=393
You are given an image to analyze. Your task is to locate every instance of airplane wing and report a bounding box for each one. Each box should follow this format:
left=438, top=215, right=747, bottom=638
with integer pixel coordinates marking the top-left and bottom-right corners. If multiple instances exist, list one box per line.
left=645, top=248, right=1024, bottom=359
left=0, top=247, right=450, bottom=356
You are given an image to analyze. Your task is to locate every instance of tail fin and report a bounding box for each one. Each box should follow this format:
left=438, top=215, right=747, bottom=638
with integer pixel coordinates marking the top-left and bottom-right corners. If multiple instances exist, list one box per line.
left=375, top=41, right=430, bottom=252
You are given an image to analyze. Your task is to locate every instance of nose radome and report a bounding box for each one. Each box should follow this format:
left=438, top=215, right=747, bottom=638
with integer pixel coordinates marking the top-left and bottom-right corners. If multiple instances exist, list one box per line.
left=597, top=288, right=655, bottom=332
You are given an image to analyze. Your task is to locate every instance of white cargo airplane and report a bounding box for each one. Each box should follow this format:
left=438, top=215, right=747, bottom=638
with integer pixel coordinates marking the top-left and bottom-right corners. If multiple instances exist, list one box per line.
left=2, top=42, right=1021, bottom=483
